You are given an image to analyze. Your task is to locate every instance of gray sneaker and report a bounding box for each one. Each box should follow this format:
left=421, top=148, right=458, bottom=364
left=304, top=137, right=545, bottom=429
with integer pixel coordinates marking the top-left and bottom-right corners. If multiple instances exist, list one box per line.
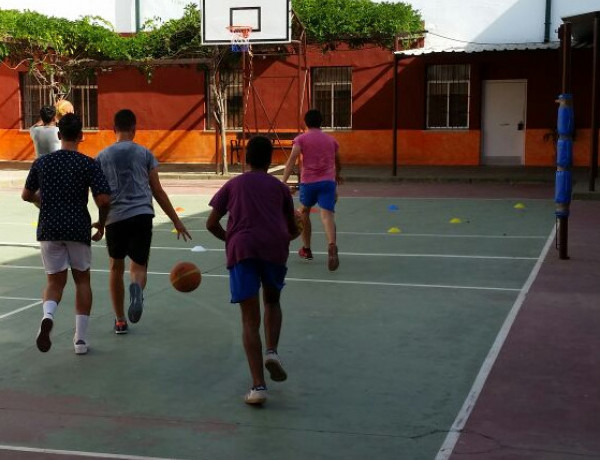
left=74, top=339, right=88, bottom=355
left=265, top=352, right=287, bottom=382
left=128, top=283, right=144, bottom=323
left=244, top=386, right=267, bottom=405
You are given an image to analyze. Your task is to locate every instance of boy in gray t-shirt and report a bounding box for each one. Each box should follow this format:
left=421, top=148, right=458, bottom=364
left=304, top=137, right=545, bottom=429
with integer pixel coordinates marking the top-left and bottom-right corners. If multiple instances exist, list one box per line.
left=95, top=109, right=191, bottom=334
left=30, top=106, right=61, bottom=157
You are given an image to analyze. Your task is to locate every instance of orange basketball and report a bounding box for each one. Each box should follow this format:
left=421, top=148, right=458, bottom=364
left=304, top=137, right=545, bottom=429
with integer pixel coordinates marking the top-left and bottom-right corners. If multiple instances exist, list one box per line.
left=170, top=262, right=201, bottom=292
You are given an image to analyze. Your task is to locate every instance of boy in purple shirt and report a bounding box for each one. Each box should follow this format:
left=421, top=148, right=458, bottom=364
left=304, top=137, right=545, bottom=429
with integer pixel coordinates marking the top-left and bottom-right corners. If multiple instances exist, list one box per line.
left=283, top=109, right=342, bottom=271
left=207, top=136, right=299, bottom=405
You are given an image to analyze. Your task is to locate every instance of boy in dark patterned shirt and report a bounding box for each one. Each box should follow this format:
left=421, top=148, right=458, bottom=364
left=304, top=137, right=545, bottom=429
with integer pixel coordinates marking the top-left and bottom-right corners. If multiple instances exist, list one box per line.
left=22, top=114, right=111, bottom=355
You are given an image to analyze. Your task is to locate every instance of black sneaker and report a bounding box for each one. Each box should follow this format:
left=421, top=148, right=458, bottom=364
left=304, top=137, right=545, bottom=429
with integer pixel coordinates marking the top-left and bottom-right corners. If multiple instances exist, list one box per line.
left=114, top=319, right=128, bottom=335
left=128, top=283, right=144, bottom=324
left=36, top=318, right=53, bottom=353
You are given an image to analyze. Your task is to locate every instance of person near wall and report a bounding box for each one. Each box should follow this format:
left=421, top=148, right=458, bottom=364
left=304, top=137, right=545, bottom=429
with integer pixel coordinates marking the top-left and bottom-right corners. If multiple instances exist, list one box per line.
left=29, top=106, right=61, bottom=158
left=22, top=113, right=112, bottom=355
left=95, top=109, right=191, bottom=335
left=206, top=136, right=298, bottom=405
left=282, top=109, right=342, bottom=271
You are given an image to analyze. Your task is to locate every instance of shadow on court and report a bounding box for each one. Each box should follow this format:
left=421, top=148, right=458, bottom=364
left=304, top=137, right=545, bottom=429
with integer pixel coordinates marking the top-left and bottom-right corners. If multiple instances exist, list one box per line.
left=0, top=181, right=596, bottom=460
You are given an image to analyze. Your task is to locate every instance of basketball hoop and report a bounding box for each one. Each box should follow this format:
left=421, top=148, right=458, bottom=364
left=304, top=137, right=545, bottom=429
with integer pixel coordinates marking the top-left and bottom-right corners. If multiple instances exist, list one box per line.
left=226, top=26, right=252, bottom=52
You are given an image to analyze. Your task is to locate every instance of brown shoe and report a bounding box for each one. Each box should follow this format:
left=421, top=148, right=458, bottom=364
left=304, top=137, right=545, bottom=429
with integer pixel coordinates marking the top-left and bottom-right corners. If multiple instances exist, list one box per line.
left=328, top=244, right=339, bottom=271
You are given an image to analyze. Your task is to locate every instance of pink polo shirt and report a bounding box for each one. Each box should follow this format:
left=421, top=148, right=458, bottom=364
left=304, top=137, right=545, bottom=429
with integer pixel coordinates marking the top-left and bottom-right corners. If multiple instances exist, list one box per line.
left=293, top=128, right=339, bottom=184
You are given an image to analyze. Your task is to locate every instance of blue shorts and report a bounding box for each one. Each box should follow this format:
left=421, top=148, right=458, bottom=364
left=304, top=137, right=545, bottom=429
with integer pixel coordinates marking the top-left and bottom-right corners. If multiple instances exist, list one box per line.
left=229, top=259, right=287, bottom=304
left=299, top=180, right=337, bottom=212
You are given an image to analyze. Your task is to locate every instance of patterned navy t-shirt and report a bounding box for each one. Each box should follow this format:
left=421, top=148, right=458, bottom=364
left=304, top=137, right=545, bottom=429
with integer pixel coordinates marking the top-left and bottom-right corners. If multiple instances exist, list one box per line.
left=24, top=150, right=111, bottom=245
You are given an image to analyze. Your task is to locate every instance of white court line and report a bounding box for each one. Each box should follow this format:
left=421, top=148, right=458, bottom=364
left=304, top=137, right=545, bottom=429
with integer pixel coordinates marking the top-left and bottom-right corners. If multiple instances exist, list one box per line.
left=90, top=246, right=537, bottom=261
left=150, top=228, right=548, bottom=239
left=0, top=241, right=540, bottom=260
left=0, top=445, right=183, bottom=460
left=0, top=296, right=40, bottom=302
left=434, top=226, right=556, bottom=460
left=0, top=241, right=40, bottom=248
left=0, top=265, right=521, bottom=292
left=0, top=226, right=549, bottom=239
left=0, top=300, right=42, bottom=320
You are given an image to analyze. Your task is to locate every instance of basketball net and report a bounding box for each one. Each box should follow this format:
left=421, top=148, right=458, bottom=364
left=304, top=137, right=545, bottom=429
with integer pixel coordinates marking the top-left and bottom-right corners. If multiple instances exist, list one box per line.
left=227, top=26, right=252, bottom=53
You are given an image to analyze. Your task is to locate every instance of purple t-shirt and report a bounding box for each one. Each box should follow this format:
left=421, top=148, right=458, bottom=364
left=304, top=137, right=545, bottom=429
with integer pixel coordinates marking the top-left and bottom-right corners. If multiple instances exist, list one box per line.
left=293, top=128, right=339, bottom=183
left=209, top=171, right=295, bottom=268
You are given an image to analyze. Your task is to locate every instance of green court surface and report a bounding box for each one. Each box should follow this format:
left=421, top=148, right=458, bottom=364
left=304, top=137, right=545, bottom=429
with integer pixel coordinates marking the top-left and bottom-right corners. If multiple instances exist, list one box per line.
left=0, top=188, right=555, bottom=460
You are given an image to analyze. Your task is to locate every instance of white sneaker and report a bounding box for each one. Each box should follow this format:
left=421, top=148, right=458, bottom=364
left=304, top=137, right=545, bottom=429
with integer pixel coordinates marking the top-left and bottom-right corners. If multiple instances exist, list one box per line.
left=244, top=387, right=267, bottom=405
left=74, top=339, right=88, bottom=355
left=265, top=352, right=287, bottom=382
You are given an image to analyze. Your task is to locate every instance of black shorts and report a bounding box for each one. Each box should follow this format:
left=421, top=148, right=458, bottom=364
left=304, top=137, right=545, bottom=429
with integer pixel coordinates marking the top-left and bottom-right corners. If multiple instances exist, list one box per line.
left=105, top=214, right=153, bottom=265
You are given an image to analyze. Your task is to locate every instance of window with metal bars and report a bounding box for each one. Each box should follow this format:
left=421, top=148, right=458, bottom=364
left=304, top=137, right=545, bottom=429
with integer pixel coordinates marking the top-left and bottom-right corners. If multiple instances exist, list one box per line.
left=426, top=64, right=470, bottom=129
left=207, top=70, right=244, bottom=130
left=19, top=73, right=98, bottom=130
left=311, top=67, right=352, bottom=129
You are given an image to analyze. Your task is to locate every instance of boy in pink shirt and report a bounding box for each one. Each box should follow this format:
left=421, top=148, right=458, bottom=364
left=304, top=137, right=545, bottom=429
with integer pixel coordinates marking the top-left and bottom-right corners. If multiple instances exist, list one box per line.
left=283, top=109, right=342, bottom=271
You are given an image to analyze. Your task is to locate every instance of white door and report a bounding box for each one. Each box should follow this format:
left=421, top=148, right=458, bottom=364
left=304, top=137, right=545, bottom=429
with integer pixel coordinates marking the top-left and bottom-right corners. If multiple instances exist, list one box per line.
left=482, top=80, right=527, bottom=165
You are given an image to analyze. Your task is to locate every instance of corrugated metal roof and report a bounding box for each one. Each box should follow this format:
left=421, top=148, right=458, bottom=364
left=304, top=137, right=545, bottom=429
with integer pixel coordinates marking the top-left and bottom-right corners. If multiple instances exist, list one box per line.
left=395, top=42, right=561, bottom=56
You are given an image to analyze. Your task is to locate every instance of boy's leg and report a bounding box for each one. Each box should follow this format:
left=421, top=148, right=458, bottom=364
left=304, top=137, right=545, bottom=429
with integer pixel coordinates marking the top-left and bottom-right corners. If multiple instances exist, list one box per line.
left=68, top=243, right=93, bottom=354
left=321, top=209, right=339, bottom=271
left=37, top=242, right=70, bottom=352
left=320, top=209, right=337, bottom=247
left=317, top=181, right=339, bottom=271
left=298, top=183, right=318, bottom=259
left=263, top=285, right=287, bottom=382
left=240, top=296, right=266, bottom=388
left=71, top=268, right=91, bottom=354
left=230, top=260, right=267, bottom=403
left=263, top=285, right=282, bottom=352
left=130, top=260, right=148, bottom=289
left=71, top=268, right=92, bottom=316
left=106, top=220, right=131, bottom=329
left=127, top=215, right=153, bottom=324
left=43, top=271, right=68, bottom=305
left=37, top=270, right=68, bottom=353
left=109, top=257, right=126, bottom=319
left=299, top=205, right=313, bottom=252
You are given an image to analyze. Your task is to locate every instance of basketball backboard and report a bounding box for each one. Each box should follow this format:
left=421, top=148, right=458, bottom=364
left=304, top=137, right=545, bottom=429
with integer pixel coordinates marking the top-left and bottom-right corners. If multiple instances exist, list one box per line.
left=200, top=0, right=291, bottom=45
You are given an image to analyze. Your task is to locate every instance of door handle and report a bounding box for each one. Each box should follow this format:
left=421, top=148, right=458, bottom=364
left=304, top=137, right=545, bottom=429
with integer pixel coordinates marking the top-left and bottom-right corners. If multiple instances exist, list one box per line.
left=517, top=121, right=524, bottom=130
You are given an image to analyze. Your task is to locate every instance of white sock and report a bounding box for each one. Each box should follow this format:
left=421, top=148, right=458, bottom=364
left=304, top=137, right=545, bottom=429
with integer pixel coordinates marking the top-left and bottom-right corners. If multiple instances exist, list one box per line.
left=43, top=300, right=58, bottom=320
left=75, top=315, right=89, bottom=343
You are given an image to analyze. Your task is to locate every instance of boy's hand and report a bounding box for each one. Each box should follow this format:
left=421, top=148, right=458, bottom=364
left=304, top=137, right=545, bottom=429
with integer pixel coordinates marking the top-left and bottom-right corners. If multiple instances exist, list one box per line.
left=91, top=222, right=104, bottom=242
left=174, top=221, right=192, bottom=242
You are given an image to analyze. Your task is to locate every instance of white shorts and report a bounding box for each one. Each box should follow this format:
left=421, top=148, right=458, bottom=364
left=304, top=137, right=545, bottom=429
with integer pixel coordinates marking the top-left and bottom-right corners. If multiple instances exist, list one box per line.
left=40, top=241, right=92, bottom=274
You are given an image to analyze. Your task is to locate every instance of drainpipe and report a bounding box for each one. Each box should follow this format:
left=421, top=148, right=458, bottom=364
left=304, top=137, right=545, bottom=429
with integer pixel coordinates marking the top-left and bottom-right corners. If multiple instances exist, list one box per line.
left=135, top=0, right=141, bottom=32
left=544, top=0, right=552, bottom=43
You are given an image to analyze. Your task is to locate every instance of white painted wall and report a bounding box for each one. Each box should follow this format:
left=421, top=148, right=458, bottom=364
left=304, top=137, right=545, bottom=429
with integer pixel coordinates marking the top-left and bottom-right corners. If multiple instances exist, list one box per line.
left=0, top=0, right=189, bottom=32
left=378, top=0, right=600, bottom=48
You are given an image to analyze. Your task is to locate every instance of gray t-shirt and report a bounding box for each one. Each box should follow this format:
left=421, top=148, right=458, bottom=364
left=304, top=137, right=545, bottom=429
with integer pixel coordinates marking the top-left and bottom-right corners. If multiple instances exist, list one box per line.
left=30, top=125, right=61, bottom=157
left=96, top=141, right=159, bottom=226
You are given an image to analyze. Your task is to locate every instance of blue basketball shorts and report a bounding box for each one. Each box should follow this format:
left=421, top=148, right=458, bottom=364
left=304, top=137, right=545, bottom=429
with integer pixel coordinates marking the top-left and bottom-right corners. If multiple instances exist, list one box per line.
left=228, top=259, right=287, bottom=304
left=299, top=180, right=337, bottom=212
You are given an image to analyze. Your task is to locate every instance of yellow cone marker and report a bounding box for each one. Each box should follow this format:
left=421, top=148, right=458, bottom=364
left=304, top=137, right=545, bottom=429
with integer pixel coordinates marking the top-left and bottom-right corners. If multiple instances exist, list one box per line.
left=31, top=221, right=37, bottom=227
left=171, top=228, right=178, bottom=233
left=388, top=227, right=401, bottom=233
left=514, top=203, right=526, bottom=209
left=449, top=218, right=462, bottom=224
